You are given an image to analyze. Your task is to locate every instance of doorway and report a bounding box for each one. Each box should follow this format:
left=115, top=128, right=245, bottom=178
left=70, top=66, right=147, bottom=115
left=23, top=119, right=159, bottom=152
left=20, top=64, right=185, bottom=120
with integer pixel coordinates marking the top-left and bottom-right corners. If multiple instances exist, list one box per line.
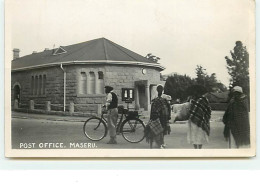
left=150, top=85, right=157, bottom=102
left=137, top=85, right=146, bottom=109
left=14, top=85, right=21, bottom=106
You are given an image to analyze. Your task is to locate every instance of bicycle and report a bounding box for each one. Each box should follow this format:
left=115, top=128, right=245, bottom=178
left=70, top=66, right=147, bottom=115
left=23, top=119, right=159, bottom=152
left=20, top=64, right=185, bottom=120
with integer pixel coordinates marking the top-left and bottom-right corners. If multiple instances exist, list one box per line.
left=83, top=105, right=146, bottom=143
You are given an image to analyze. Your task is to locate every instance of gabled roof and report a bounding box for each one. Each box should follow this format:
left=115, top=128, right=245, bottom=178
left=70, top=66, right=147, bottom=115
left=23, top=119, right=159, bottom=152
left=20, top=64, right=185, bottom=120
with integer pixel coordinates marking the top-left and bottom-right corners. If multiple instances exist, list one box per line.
left=12, top=38, right=158, bottom=71
left=53, top=46, right=67, bottom=55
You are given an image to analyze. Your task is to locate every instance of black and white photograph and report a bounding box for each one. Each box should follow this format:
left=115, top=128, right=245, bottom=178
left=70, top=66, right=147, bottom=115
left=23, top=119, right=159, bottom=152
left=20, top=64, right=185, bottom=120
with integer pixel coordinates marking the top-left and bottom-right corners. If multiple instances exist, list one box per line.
left=5, top=0, right=255, bottom=157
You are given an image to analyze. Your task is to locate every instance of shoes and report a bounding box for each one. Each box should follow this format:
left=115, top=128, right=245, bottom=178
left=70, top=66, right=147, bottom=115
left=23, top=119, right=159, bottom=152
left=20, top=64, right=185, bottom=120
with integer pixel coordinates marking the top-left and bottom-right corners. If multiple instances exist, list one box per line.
left=107, top=140, right=117, bottom=144
left=160, top=144, right=167, bottom=149
left=107, top=137, right=117, bottom=144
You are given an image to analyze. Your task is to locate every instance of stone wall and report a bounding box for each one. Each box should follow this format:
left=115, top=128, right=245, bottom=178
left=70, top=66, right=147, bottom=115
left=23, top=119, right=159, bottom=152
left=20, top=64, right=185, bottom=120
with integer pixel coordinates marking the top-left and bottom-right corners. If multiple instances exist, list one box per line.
left=12, top=66, right=69, bottom=110
left=73, top=64, right=162, bottom=109
left=103, top=65, right=161, bottom=105
left=11, top=63, right=162, bottom=112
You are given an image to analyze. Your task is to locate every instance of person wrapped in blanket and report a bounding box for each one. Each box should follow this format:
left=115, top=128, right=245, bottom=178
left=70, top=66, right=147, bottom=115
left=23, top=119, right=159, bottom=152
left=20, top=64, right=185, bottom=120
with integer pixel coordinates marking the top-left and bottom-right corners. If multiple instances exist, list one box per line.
left=144, top=85, right=171, bottom=149
left=222, top=86, right=250, bottom=148
left=187, top=85, right=211, bottom=149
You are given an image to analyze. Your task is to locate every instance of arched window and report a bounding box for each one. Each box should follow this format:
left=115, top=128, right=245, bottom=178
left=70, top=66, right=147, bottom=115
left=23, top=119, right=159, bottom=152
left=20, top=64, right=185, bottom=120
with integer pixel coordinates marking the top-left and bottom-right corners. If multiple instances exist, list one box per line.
left=31, top=76, right=34, bottom=95
left=43, top=75, right=46, bottom=95
left=97, top=71, right=104, bottom=94
left=98, top=71, right=104, bottom=79
left=35, top=76, right=38, bottom=95
left=89, top=72, right=95, bottom=94
left=79, top=72, right=87, bottom=94
left=39, top=75, right=42, bottom=95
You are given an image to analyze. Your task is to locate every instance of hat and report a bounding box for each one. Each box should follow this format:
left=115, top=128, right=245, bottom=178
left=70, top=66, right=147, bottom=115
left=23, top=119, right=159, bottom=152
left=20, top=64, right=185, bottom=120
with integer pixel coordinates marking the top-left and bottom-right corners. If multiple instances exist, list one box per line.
left=232, top=86, right=243, bottom=93
left=104, top=86, right=113, bottom=92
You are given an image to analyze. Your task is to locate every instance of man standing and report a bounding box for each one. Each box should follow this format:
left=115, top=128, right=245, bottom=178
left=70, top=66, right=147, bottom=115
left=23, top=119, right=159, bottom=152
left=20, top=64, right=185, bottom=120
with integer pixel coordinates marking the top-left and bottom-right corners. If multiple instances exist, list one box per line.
left=223, top=86, right=250, bottom=148
left=105, top=86, right=118, bottom=144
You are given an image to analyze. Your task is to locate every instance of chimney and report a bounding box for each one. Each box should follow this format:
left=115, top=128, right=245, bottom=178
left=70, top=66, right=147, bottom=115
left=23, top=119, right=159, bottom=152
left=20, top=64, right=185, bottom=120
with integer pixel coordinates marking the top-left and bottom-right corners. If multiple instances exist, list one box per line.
left=32, top=51, right=37, bottom=54
left=13, top=48, right=20, bottom=60
left=44, top=48, right=49, bottom=51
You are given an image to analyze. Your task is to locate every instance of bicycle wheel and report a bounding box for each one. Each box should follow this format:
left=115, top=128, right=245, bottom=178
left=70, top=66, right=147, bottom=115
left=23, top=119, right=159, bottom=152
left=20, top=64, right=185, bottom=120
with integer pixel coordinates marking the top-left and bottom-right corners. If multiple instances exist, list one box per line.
left=83, top=117, right=107, bottom=141
left=121, top=118, right=145, bottom=143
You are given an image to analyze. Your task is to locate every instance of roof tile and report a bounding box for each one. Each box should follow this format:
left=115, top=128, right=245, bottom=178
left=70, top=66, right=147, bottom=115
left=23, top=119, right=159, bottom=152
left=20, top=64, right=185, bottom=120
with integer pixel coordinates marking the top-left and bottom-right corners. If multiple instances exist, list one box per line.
left=12, top=38, right=153, bottom=70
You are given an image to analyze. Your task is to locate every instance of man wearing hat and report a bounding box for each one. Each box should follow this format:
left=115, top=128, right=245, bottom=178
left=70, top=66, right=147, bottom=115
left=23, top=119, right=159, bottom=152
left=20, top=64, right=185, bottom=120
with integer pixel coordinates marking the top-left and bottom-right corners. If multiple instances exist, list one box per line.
left=104, top=86, right=118, bottom=144
left=223, top=86, right=250, bottom=148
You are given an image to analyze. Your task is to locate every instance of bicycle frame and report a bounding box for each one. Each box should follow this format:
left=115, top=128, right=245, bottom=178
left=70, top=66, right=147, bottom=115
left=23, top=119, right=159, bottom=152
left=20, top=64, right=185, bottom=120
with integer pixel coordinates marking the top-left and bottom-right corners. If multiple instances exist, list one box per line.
left=98, top=110, right=127, bottom=133
left=84, top=107, right=145, bottom=143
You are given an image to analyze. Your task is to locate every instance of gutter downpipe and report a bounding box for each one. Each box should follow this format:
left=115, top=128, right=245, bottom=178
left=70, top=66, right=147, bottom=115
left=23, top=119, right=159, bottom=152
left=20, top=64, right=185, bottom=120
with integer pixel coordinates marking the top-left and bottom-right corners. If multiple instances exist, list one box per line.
left=60, top=63, right=66, bottom=112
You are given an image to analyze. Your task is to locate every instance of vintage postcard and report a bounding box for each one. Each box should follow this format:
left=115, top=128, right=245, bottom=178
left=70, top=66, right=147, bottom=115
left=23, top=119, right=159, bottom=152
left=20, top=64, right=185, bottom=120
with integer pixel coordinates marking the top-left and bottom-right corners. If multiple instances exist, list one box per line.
left=5, top=0, right=256, bottom=157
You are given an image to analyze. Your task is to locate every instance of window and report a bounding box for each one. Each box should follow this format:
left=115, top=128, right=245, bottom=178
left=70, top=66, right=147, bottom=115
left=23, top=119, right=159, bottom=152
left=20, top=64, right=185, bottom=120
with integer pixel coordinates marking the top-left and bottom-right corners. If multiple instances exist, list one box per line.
left=35, top=76, right=38, bottom=95
left=122, top=88, right=135, bottom=101
left=97, top=71, right=104, bottom=94
left=78, top=71, right=104, bottom=95
left=89, top=72, right=95, bottom=94
left=31, top=76, right=34, bottom=95
left=79, top=72, right=87, bottom=94
left=43, top=75, right=46, bottom=95
left=98, top=71, right=104, bottom=79
left=39, top=75, right=42, bottom=95
left=31, top=74, right=46, bottom=96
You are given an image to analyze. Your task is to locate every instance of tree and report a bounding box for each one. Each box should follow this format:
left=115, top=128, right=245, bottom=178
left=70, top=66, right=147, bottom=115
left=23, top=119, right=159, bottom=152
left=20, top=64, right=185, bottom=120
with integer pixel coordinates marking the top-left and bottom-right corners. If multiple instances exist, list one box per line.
left=145, top=53, right=160, bottom=62
left=195, top=65, right=227, bottom=93
left=164, top=67, right=227, bottom=102
left=195, top=65, right=207, bottom=86
left=164, top=73, right=195, bottom=102
left=225, top=41, right=249, bottom=96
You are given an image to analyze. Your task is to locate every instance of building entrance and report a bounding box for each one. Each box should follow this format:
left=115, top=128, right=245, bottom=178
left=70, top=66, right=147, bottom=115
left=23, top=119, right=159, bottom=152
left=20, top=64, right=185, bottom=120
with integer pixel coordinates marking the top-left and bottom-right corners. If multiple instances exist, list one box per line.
left=14, top=85, right=21, bottom=106
left=137, top=85, right=146, bottom=110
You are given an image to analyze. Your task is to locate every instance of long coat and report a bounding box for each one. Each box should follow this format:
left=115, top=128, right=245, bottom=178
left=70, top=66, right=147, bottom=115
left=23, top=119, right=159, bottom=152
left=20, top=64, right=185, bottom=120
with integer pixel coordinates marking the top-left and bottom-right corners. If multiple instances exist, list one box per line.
left=223, top=94, right=250, bottom=147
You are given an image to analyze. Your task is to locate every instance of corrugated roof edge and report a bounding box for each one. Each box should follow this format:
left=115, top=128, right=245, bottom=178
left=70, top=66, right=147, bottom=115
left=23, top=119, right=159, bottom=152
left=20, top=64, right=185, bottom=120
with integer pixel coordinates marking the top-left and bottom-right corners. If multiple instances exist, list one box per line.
left=12, top=60, right=165, bottom=72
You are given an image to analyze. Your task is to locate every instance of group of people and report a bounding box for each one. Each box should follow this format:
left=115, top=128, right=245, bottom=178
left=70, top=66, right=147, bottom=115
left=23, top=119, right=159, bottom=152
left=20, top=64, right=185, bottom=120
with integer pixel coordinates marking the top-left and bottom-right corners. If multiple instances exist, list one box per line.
left=145, top=84, right=212, bottom=149
left=104, top=84, right=250, bottom=149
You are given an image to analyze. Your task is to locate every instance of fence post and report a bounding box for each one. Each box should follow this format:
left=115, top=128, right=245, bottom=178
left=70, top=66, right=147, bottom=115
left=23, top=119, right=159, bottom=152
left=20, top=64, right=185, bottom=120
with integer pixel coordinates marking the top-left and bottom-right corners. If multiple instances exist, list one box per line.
left=14, top=99, right=19, bottom=109
left=45, top=101, right=51, bottom=111
left=69, top=102, right=74, bottom=114
left=29, top=100, right=34, bottom=110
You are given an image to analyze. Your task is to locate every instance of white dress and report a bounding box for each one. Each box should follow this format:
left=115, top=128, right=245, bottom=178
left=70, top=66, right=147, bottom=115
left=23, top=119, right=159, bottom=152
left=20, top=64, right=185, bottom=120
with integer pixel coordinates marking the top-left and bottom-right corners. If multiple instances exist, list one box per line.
left=187, top=120, right=209, bottom=145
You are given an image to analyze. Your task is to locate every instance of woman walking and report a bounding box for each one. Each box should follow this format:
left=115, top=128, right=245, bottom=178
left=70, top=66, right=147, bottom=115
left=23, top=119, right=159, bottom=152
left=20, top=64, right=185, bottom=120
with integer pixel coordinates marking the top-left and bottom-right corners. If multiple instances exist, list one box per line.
left=187, top=85, right=211, bottom=149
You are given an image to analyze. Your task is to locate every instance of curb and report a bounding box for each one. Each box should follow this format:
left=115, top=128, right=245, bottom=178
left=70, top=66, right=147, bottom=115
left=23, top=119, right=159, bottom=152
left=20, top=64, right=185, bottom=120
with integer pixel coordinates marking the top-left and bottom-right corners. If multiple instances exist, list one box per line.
left=12, top=115, right=87, bottom=122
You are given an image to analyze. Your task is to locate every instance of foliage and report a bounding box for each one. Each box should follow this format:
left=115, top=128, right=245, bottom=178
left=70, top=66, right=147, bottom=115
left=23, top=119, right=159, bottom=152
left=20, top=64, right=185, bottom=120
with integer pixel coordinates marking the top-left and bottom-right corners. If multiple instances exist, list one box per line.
left=225, top=41, right=249, bottom=96
left=164, top=73, right=195, bottom=102
left=195, top=65, right=206, bottom=85
left=145, top=53, right=160, bottom=62
left=164, top=67, right=227, bottom=102
left=195, top=65, right=227, bottom=93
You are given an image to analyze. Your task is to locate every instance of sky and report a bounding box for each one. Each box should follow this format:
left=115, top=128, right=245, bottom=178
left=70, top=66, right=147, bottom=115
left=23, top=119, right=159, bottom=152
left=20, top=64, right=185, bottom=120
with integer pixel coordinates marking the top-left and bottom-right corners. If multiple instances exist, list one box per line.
left=7, top=0, right=254, bottom=86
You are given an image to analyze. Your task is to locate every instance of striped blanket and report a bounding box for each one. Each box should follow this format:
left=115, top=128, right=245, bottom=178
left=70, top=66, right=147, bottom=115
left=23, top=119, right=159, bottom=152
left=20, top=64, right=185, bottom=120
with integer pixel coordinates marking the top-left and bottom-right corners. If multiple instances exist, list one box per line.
left=189, top=96, right=211, bottom=136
